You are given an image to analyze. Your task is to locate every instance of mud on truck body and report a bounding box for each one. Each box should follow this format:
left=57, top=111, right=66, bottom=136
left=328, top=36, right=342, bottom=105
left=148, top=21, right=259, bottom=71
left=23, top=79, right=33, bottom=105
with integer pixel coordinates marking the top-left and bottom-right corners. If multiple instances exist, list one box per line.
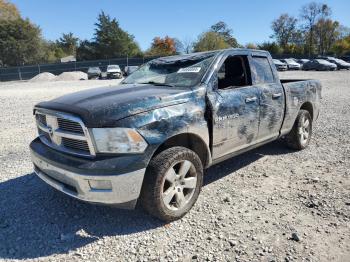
left=30, top=49, right=321, bottom=221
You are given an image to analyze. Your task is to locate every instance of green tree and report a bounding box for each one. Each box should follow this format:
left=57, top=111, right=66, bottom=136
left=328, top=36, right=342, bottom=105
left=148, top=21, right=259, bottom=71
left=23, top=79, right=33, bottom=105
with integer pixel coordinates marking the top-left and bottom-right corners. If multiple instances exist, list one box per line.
left=0, top=0, right=20, bottom=20
left=331, top=36, right=350, bottom=56
left=76, top=40, right=99, bottom=61
left=57, top=32, right=79, bottom=56
left=193, top=31, right=230, bottom=52
left=41, top=41, right=67, bottom=63
left=94, top=11, right=141, bottom=58
left=0, top=18, right=43, bottom=66
left=257, top=42, right=283, bottom=55
left=210, top=21, right=239, bottom=47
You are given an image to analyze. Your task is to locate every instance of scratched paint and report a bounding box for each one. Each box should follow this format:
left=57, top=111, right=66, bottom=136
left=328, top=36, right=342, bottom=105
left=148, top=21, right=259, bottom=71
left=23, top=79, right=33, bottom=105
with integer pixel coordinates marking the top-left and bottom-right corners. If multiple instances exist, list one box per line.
left=34, top=49, right=321, bottom=167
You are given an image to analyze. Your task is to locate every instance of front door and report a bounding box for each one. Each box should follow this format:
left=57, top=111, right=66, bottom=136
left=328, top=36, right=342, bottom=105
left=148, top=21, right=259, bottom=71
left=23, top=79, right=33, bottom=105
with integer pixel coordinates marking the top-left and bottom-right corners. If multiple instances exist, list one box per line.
left=207, top=54, right=260, bottom=160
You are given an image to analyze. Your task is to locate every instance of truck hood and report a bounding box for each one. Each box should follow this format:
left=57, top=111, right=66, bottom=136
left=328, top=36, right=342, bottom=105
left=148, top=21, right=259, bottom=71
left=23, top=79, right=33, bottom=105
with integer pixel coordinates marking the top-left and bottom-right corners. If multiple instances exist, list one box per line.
left=35, top=84, right=197, bottom=127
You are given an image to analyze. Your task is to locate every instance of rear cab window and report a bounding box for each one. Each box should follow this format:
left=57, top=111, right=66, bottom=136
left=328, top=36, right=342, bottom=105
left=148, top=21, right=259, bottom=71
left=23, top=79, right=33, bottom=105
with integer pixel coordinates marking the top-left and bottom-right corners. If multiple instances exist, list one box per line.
left=250, top=56, right=275, bottom=84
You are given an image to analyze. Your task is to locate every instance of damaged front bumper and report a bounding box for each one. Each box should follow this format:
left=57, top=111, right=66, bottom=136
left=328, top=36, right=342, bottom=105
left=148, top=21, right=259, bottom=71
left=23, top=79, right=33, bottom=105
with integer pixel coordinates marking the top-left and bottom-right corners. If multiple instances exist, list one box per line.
left=30, top=138, right=146, bottom=208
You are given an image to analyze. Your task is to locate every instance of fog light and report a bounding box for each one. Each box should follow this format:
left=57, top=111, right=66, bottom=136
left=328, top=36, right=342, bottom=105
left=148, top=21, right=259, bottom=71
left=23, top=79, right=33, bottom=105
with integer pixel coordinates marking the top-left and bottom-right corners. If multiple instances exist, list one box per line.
left=88, top=180, right=112, bottom=190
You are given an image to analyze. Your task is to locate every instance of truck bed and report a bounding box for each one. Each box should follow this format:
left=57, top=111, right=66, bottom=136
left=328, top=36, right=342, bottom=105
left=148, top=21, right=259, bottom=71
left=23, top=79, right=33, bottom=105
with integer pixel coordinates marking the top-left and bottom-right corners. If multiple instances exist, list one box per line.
left=279, top=78, right=322, bottom=136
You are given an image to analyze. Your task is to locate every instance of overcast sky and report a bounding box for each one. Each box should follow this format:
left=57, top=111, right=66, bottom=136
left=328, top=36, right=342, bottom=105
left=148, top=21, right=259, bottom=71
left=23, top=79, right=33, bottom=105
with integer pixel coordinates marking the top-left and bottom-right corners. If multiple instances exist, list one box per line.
left=11, top=0, right=350, bottom=51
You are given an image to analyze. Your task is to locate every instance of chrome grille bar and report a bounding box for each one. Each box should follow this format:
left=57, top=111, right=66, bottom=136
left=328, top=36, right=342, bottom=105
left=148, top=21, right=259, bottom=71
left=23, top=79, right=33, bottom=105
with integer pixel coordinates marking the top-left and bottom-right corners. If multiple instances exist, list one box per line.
left=34, top=108, right=96, bottom=157
left=57, top=118, right=84, bottom=134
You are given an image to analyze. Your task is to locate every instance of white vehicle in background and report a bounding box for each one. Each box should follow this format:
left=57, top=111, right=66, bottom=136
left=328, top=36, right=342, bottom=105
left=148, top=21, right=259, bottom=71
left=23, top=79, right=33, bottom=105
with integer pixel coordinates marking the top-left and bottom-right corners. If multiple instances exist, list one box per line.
left=280, top=59, right=301, bottom=70
left=106, top=65, right=122, bottom=79
left=124, top=66, right=139, bottom=76
left=323, top=57, right=350, bottom=70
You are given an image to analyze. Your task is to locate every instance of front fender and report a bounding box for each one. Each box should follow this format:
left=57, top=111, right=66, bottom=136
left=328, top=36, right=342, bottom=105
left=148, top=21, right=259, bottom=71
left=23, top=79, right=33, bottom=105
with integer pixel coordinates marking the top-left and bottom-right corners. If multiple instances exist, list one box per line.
left=115, top=101, right=210, bottom=165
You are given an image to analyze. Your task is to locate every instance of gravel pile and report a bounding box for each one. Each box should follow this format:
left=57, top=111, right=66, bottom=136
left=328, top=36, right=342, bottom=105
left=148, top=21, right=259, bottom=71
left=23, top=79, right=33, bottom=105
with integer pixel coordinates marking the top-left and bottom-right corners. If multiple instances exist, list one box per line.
left=0, top=72, right=349, bottom=261
left=30, top=72, right=56, bottom=82
left=55, top=71, right=88, bottom=81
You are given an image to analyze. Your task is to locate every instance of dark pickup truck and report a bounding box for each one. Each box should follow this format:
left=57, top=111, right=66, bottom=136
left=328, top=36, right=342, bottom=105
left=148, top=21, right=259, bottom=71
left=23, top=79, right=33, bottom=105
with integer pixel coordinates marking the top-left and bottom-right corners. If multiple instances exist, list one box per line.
left=30, top=49, right=321, bottom=221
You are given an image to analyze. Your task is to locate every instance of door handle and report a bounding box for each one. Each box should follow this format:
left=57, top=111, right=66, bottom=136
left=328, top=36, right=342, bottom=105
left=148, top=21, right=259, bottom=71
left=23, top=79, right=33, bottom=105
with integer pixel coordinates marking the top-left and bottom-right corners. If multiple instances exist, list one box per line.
left=272, top=93, right=282, bottom=99
left=245, top=96, right=257, bottom=103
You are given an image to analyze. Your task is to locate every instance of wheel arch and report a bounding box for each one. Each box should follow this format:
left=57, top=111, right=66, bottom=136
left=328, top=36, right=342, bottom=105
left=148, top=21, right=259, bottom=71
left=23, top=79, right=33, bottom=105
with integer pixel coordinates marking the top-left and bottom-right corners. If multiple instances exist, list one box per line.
left=300, top=101, right=314, bottom=120
left=152, top=133, right=211, bottom=168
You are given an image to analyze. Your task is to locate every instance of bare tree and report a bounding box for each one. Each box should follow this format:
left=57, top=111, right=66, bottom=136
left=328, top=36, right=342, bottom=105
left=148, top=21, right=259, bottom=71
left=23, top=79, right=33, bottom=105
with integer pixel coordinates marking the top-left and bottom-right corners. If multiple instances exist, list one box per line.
left=182, top=37, right=194, bottom=54
left=300, top=2, right=331, bottom=56
left=271, top=14, right=298, bottom=49
left=315, top=19, right=339, bottom=54
left=338, top=25, right=350, bottom=39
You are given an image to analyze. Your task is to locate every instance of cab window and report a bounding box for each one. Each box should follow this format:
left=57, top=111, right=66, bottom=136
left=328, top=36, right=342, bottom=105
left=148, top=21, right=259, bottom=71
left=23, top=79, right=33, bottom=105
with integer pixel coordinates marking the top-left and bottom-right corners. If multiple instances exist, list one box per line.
left=251, top=56, right=274, bottom=84
left=217, top=55, right=252, bottom=90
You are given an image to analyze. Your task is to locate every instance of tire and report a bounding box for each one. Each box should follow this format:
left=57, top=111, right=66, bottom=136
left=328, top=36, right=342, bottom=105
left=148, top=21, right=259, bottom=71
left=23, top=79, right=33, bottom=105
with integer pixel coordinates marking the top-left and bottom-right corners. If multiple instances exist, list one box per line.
left=140, top=146, right=203, bottom=222
left=285, top=110, right=312, bottom=150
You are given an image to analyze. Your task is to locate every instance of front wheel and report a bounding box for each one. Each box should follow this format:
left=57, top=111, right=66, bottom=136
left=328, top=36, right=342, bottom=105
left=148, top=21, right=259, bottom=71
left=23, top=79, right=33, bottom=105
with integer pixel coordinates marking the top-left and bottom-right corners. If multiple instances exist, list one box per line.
left=285, top=110, right=312, bottom=150
left=140, top=146, right=203, bottom=222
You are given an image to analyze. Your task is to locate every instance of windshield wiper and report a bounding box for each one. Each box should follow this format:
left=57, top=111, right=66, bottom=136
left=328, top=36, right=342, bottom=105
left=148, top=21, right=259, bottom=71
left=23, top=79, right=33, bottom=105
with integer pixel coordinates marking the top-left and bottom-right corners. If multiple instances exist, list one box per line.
left=138, top=81, right=175, bottom=87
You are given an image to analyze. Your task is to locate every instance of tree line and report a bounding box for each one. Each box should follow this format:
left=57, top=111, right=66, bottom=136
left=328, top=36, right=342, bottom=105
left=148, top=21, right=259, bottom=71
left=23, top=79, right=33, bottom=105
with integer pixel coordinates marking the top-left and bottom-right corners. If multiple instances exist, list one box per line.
left=265, top=2, right=350, bottom=57
left=0, top=0, right=349, bottom=67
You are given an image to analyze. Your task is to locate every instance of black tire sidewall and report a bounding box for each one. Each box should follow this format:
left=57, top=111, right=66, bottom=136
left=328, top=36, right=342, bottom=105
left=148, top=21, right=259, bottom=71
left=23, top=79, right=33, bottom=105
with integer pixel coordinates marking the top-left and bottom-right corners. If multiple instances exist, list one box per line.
left=286, top=110, right=312, bottom=150
left=297, top=110, right=312, bottom=149
left=141, top=146, right=203, bottom=221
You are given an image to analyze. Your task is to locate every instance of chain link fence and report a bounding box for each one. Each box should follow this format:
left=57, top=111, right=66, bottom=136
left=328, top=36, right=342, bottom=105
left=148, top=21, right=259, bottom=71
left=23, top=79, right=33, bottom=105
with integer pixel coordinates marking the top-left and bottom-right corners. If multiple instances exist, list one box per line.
left=0, top=56, right=156, bottom=82
left=0, top=53, right=327, bottom=82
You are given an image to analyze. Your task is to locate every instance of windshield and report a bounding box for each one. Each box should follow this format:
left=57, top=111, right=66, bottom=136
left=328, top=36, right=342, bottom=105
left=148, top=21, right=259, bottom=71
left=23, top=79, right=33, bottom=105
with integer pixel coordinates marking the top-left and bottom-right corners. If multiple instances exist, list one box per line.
left=88, top=67, right=99, bottom=71
left=122, top=53, right=217, bottom=87
left=331, top=58, right=344, bottom=63
left=316, top=59, right=329, bottom=64
left=108, top=65, right=120, bottom=69
left=285, top=59, right=296, bottom=63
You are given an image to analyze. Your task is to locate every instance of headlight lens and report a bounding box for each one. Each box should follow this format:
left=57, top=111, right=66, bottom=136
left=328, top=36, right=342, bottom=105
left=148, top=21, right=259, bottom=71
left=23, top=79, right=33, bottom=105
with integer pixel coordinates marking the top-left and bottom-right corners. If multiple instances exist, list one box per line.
left=92, top=128, right=147, bottom=153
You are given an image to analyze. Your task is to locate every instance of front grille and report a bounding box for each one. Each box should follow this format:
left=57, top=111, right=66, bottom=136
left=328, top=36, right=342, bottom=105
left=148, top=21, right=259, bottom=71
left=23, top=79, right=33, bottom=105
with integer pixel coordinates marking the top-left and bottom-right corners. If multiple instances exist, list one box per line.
left=36, top=114, right=47, bottom=126
left=58, top=118, right=84, bottom=134
left=62, top=137, right=90, bottom=152
left=38, top=128, right=51, bottom=143
left=35, top=109, right=95, bottom=157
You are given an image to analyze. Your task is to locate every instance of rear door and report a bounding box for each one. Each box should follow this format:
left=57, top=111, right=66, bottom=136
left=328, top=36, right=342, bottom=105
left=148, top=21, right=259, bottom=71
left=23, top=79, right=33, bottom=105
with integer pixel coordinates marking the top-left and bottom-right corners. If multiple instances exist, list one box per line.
left=250, top=54, right=285, bottom=142
left=207, top=52, right=260, bottom=160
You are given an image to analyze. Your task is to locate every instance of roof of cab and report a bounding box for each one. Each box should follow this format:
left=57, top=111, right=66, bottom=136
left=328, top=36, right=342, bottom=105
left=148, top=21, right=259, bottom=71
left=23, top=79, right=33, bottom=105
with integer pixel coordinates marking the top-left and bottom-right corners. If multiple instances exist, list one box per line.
left=150, top=48, right=270, bottom=65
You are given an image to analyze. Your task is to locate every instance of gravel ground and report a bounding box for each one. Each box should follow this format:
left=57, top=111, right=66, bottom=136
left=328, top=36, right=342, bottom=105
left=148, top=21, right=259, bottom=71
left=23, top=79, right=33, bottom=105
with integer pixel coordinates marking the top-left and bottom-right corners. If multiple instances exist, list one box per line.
left=0, top=72, right=349, bottom=262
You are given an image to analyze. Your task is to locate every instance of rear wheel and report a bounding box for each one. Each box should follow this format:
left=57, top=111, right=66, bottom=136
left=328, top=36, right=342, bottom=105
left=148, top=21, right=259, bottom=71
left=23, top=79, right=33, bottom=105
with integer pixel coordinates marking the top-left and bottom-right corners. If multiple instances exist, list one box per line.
left=285, top=110, right=312, bottom=150
left=140, top=146, right=203, bottom=222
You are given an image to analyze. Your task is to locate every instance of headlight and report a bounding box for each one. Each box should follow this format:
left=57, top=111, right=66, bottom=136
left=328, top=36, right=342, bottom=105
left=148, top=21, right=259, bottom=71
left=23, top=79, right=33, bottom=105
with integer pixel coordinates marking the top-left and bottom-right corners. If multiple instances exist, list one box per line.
left=92, top=128, right=147, bottom=153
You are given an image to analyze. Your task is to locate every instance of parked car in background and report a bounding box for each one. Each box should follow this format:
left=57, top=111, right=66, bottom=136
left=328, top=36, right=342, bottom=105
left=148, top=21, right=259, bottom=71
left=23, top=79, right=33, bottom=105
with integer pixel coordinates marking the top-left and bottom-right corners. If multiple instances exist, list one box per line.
left=340, top=56, right=350, bottom=62
left=106, top=65, right=122, bottom=79
left=323, top=57, right=350, bottom=70
left=297, top=59, right=310, bottom=64
left=272, top=59, right=288, bottom=71
left=30, top=49, right=322, bottom=221
left=87, top=67, right=102, bottom=79
left=280, top=59, right=301, bottom=70
left=124, top=66, right=139, bottom=76
left=296, top=59, right=310, bottom=70
left=303, top=59, right=337, bottom=71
